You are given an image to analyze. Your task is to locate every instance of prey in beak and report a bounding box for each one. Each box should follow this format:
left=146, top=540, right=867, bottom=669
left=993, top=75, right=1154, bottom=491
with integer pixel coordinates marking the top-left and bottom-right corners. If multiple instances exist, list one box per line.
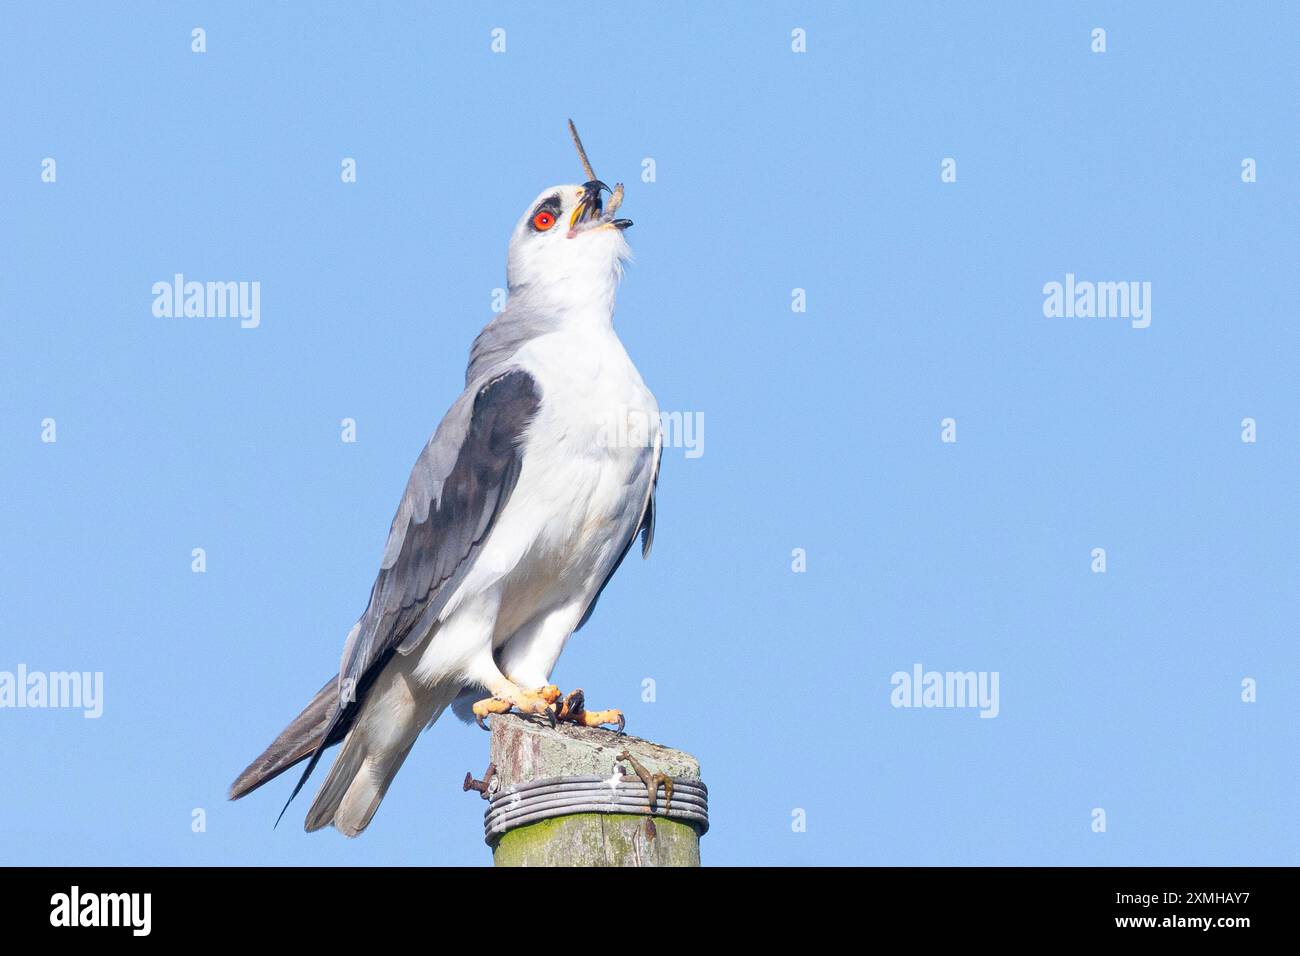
left=566, top=121, right=634, bottom=236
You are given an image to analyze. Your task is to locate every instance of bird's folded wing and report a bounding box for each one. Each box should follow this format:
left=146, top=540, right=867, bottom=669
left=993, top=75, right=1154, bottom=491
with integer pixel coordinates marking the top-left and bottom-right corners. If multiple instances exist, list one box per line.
left=338, top=367, right=542, bottom=693
left=275, top=368, right=541, bottom=816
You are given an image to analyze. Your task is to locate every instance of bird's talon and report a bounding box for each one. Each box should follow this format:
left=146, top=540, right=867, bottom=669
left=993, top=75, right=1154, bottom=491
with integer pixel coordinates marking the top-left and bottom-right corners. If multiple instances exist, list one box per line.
left=471, top=685, right=560, bottom=731
left=554, top=691, right=624, bottom=732
left=557, top=688, right=585, bottom=723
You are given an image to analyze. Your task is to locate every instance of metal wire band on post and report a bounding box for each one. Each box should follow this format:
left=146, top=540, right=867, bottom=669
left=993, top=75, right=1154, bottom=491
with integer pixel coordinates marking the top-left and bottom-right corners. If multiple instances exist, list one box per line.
left=483, top=774, right=709, bottom=845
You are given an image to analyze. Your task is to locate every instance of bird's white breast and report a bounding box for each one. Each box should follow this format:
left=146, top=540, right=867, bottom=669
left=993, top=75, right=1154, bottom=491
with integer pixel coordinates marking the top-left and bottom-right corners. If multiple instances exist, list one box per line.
left=457, top=322, right=654, bottom=624
left=412, top=320, right=658, bottom=683
left=517, top=323, right=659, bottom=558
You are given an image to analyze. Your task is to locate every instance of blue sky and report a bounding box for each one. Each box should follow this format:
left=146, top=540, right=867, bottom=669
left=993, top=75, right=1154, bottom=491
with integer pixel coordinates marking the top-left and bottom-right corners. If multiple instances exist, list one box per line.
left=2, top=2, right=1297, bottom=866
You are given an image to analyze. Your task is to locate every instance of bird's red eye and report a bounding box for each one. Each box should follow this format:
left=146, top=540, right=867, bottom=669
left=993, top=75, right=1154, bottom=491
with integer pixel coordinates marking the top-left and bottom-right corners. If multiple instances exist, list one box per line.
left=532, top=211, right=556, bottom=231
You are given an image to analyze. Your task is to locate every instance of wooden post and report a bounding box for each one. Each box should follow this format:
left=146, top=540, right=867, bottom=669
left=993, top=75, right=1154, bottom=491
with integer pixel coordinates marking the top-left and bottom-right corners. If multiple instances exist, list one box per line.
left=477, top=713, right=705, bottom=867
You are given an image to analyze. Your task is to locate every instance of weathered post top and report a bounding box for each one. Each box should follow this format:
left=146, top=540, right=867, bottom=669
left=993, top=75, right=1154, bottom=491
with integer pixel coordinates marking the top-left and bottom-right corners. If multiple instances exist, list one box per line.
left=471, top=713, right=708, bottom=867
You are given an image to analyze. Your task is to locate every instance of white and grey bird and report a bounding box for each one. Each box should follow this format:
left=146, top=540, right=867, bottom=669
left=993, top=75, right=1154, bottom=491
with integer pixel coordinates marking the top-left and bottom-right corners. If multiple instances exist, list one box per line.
left=229, top=123, right=661, bottom=837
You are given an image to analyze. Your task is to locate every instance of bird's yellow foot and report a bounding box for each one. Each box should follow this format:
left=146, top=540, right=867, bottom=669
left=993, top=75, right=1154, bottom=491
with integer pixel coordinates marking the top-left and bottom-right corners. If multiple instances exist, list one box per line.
left=556, top=688, right=625, bottom=734
left=472, top=684, right=562, bottom=731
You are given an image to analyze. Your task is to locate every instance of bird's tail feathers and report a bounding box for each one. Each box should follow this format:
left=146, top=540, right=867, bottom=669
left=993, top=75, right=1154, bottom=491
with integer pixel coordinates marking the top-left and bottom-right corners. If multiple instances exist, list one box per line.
left=303, top=681, right=458, bottom=837
left=228, top=675, right=342, bottom=801
left=302, top=730, right=415, bottom=837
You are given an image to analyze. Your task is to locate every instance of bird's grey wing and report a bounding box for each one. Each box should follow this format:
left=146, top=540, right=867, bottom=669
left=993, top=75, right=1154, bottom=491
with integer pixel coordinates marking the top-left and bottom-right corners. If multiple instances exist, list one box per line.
left=575, top=430, right=661, bottom=632
left=338, top=367, right=540, bottom=685
left=277, top=368, right=540, bottom=818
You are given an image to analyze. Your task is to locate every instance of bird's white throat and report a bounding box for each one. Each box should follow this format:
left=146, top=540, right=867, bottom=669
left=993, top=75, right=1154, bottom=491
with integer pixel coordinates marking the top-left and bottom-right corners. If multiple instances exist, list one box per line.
left=506, top=229, right=631, bottom=324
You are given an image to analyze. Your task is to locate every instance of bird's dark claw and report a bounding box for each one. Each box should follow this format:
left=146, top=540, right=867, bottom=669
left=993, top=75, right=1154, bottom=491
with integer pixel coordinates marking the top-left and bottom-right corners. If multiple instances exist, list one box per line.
left=558, top=688, right=585, bottom=722
left=553, top=687, right=623, bottom=733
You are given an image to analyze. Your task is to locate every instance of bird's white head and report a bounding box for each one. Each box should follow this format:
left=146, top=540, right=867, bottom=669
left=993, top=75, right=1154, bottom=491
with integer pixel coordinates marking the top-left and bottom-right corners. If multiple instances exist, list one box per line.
left=505, top=181, right=633, bottom=316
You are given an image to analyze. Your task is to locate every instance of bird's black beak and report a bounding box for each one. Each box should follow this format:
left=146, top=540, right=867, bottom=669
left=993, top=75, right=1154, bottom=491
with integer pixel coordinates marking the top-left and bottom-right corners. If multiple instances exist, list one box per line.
left=570, top=180, right=608, bottom=229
